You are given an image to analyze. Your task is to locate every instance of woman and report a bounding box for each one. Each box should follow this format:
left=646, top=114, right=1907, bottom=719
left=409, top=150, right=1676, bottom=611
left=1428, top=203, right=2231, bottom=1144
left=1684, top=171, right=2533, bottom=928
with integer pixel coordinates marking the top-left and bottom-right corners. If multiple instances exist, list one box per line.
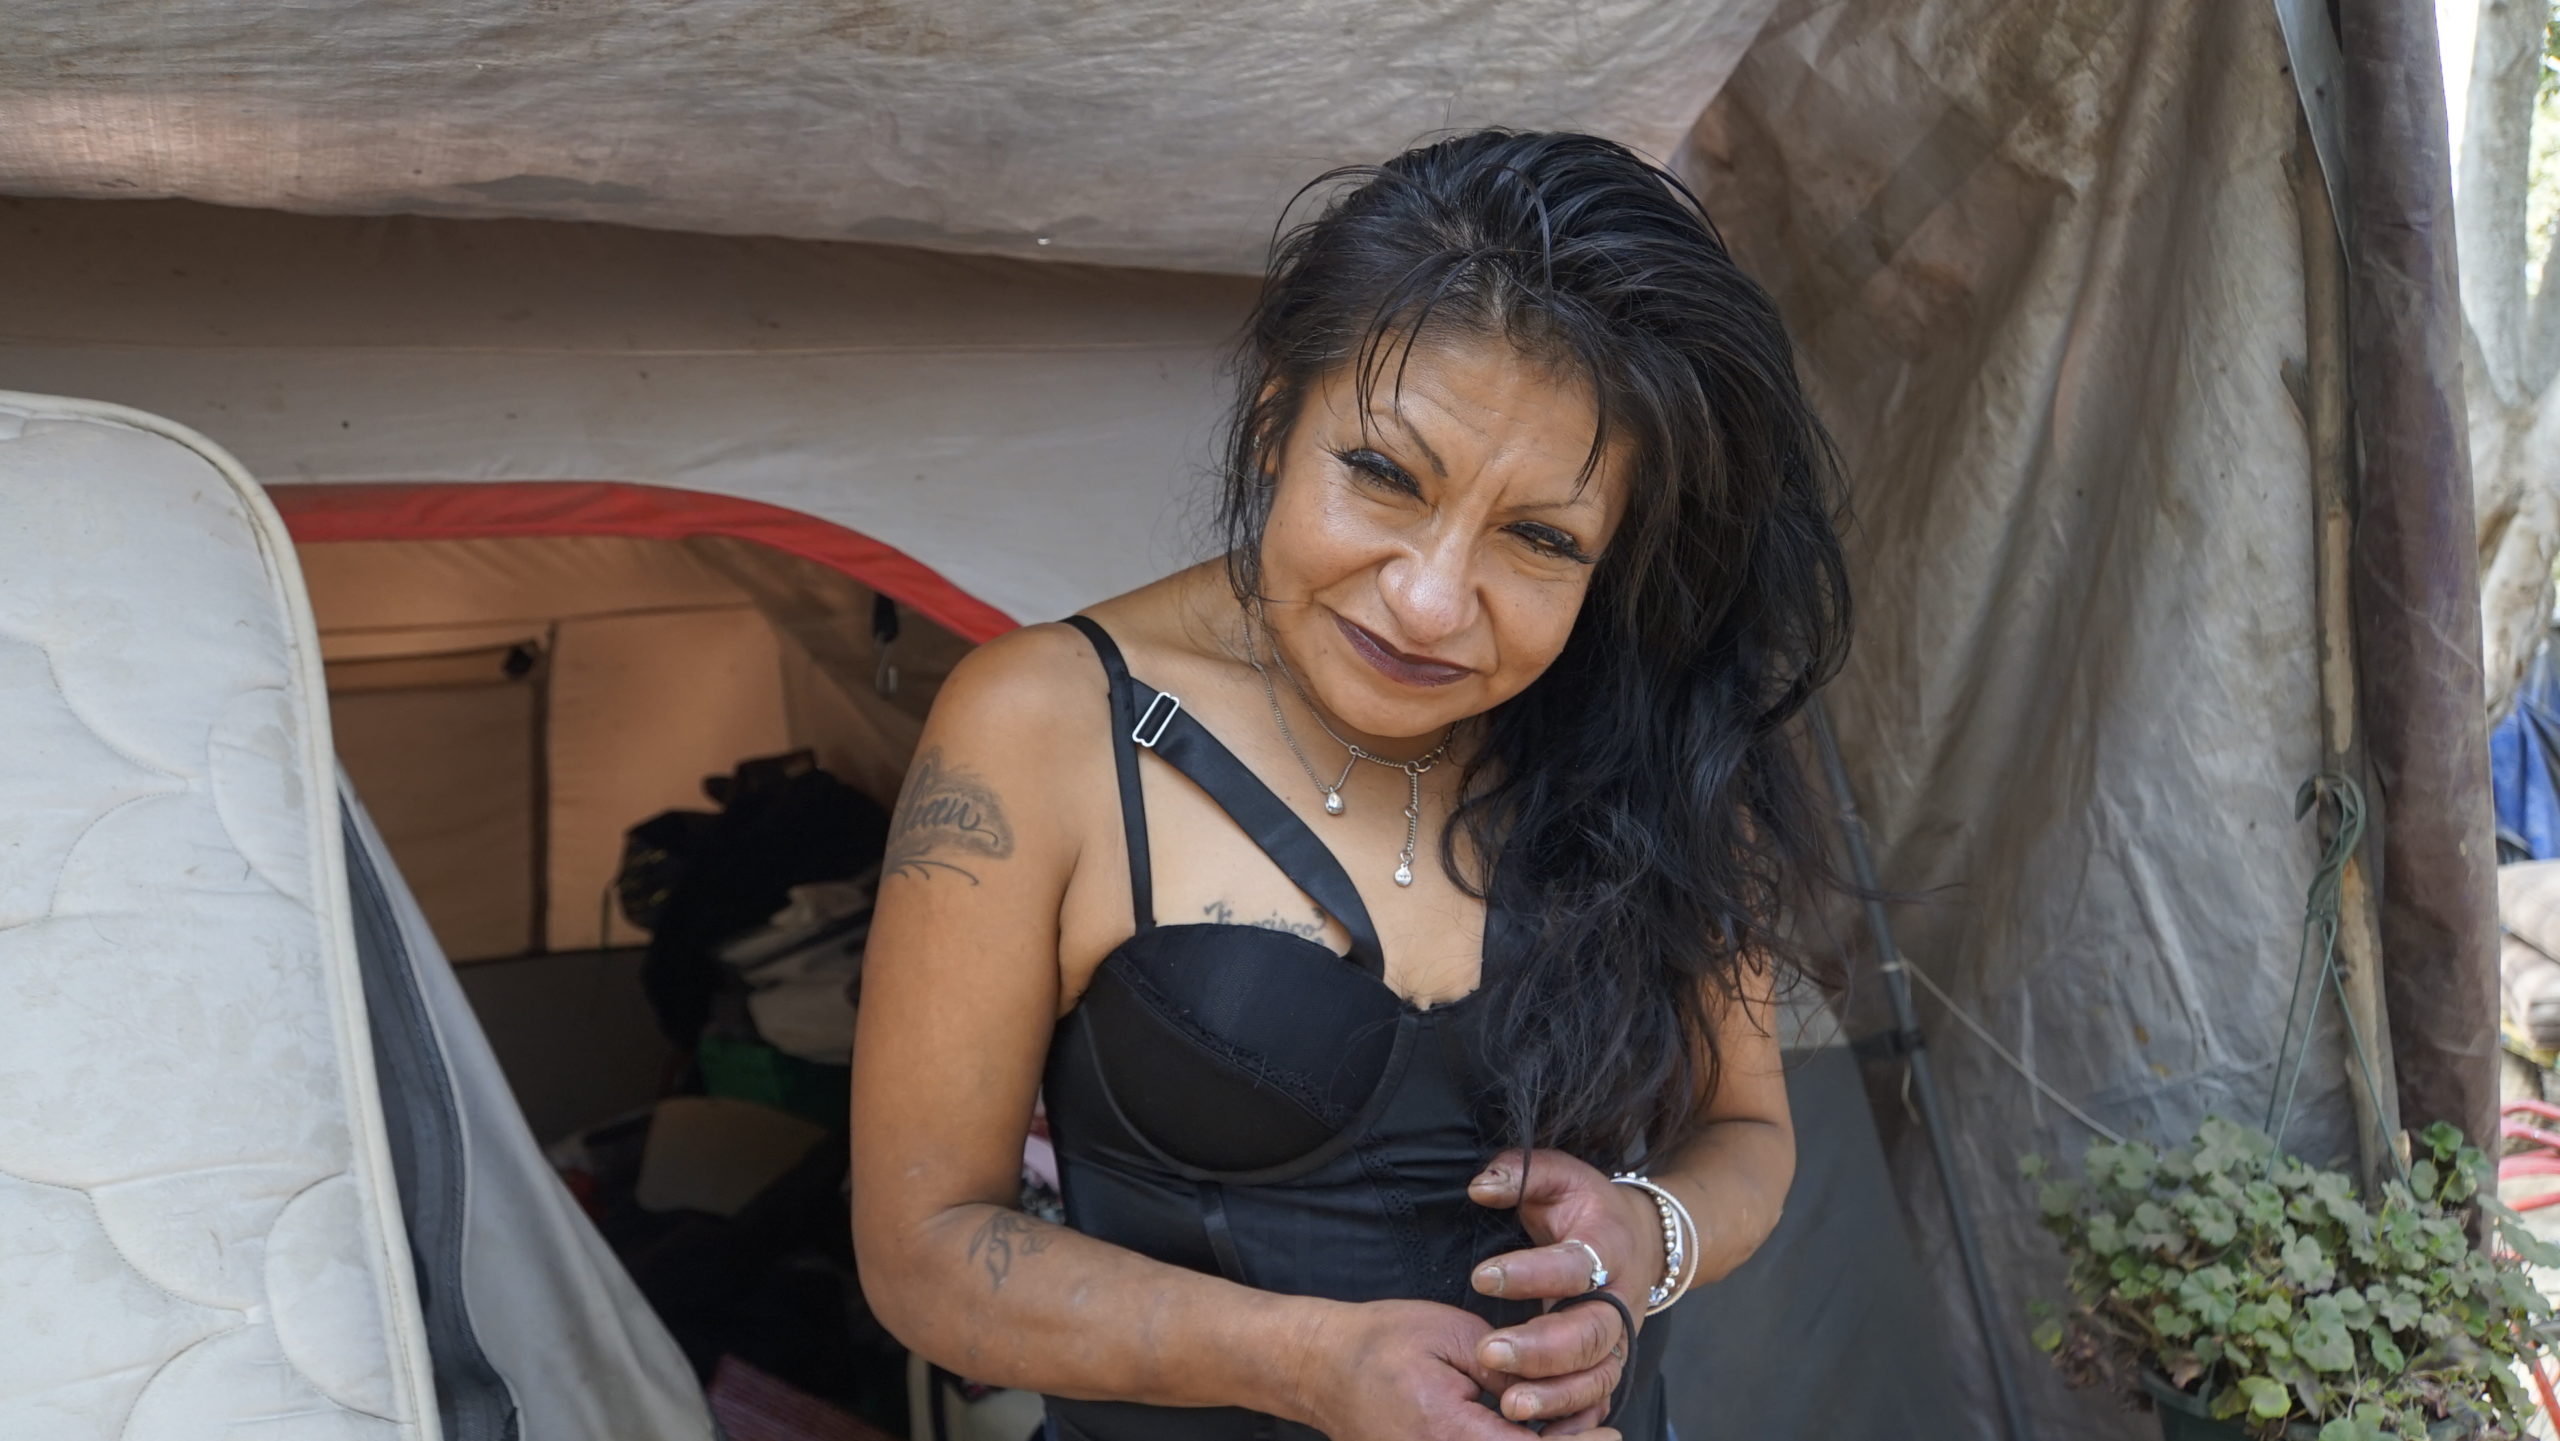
left=850, top=129, right=1849, bottom=1441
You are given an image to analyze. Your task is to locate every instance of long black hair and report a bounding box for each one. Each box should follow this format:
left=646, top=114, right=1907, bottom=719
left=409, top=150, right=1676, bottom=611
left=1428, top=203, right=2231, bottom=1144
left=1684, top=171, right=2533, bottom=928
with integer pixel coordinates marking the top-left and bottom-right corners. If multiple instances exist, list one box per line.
left=1219, top=130, right=1851, bottom=1163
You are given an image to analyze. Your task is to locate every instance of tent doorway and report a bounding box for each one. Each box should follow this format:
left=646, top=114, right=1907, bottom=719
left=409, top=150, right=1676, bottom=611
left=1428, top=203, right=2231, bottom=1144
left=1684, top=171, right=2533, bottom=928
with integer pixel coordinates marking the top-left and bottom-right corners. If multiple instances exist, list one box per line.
left=299, top=503, right=983, bottom=1438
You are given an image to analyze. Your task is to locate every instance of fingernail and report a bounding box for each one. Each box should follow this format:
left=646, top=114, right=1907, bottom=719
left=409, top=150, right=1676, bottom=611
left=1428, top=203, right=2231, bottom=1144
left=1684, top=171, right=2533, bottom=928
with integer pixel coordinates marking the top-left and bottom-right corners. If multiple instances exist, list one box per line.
left=1474, top=1263, right=1505, bottom=1295
left=1483, top=1339, right=1516, bottom=1369
left=1504, top=1390, right=1537, bottom=1421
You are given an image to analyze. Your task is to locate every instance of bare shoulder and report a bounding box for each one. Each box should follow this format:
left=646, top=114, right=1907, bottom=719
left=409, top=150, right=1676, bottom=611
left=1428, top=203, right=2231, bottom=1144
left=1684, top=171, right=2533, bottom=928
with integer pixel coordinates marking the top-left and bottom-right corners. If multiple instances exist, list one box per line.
left=925, top=620, right=1113, bottom=740
left=883, top=622, right=1114, bottom=888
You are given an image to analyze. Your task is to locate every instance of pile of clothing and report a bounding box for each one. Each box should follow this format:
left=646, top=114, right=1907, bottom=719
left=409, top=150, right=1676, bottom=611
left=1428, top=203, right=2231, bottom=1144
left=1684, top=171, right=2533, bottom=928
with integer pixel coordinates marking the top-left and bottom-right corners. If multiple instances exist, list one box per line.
left=574, top=752, right=910, bottom=1432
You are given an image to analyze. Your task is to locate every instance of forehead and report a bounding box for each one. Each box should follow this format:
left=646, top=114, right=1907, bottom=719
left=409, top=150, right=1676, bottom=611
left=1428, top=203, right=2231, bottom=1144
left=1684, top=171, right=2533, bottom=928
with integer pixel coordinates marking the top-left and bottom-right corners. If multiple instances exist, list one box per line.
left=1313, top=334, right=1629, bottom=506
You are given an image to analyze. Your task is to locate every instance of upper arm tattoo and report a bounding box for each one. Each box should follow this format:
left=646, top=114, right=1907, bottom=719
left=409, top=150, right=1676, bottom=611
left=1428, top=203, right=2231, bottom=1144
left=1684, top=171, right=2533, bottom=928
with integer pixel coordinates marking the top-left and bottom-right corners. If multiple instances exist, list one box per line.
left=886, top=746, right=1016, bottom=885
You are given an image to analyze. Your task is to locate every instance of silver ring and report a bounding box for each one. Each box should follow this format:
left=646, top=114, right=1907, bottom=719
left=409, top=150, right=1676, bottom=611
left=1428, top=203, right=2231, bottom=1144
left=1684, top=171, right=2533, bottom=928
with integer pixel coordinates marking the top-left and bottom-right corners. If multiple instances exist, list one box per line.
left=1564, top=1238, right=1609, bottom=1291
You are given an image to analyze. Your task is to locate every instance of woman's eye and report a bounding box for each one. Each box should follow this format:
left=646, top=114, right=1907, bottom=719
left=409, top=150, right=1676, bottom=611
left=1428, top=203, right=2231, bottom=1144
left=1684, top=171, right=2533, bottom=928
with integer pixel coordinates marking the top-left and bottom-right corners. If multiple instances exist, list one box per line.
left=1333, top=448, right=1421, bottom=496
left=1510, top=524, right=1595, bottom=564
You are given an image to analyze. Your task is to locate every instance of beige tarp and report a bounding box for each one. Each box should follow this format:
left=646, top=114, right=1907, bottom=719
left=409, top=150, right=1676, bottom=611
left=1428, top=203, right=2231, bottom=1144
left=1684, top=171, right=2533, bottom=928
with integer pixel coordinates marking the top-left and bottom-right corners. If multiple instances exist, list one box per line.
left=1693, top=3, right=2354, bottom=1432
left=0, top=0, right=1783, bottom=272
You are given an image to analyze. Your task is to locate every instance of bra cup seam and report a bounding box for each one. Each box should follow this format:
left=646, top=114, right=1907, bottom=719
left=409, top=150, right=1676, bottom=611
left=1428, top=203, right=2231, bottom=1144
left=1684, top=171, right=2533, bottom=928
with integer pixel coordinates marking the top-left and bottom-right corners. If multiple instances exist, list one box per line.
left=1096, top=953, right=1359, bottom=1133
left=1068, top=997, right=1424, bottom=1189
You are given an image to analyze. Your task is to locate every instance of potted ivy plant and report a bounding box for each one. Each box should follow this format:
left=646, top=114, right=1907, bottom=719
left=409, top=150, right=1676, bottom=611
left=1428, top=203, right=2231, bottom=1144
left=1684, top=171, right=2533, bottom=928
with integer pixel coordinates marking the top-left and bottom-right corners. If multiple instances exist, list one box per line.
left=2022, top=1116, right=2558, bottom=1440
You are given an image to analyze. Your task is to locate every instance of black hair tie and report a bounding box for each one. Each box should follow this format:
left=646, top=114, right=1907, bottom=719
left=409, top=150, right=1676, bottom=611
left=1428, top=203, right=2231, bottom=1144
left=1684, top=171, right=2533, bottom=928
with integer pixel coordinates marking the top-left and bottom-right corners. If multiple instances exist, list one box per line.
left=1559, top=1287, right=1637, bottom=1425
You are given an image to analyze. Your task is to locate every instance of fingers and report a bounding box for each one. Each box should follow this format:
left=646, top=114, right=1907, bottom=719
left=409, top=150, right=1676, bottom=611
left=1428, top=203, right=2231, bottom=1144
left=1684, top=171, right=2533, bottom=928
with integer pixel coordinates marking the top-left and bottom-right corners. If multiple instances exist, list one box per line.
left=1471, top=1148, right=1620, bottom=1264
left=1472, top=1239, right=1618, bottom=1301
left=1496, top=1358, right=1621, bottom=1426
left=1451, top=1402, right=1546, bottom=1441
left=1544, top=1401, right=1611, bottom=1435
left=1469, top=1149, right=1596, bottom=1211
left=1476, top=1302, right=1620, bottom=1380
left=1469, top=1149, right=1532, bottom=1207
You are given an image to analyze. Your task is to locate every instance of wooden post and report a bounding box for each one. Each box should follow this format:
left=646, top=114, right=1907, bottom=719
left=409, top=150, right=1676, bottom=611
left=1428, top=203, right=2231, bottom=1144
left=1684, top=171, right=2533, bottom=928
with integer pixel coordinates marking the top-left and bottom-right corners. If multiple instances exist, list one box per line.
left=2295, top=112, right=2405, bottom=1187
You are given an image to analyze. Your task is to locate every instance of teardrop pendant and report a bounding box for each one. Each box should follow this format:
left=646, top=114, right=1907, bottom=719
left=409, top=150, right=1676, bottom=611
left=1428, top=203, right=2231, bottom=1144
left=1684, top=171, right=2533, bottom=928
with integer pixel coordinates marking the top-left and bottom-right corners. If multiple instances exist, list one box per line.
left=1324, top=790, right=1345, bottom=815
left=1393, top=863, right=1415, bottom=887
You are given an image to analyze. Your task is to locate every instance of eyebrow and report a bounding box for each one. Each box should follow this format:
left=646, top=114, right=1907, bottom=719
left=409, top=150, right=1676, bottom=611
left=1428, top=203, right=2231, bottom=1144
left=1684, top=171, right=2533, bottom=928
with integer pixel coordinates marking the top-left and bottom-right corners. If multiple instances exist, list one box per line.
left=1364, top=407, right=1449, bottom=479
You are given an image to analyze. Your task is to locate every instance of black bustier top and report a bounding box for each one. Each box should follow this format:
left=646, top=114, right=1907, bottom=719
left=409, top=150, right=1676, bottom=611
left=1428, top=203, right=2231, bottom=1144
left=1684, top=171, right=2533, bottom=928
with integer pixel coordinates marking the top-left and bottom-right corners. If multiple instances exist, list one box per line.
left=1038, top=618, right=1666, bottom=1441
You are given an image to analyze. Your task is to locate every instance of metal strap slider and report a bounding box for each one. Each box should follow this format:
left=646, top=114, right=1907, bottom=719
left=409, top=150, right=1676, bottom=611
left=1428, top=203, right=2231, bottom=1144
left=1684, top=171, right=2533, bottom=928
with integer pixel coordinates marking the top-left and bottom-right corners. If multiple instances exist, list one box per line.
left=1131, top=692, right=1181, bottom=749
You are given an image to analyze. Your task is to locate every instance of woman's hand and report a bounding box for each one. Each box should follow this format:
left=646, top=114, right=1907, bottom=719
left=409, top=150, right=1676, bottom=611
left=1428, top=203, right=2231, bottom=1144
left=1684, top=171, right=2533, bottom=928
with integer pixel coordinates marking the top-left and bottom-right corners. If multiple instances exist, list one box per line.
left=1292, top=1298, right=1621, bottom=1441
left=1464, top=1149, right=1662, bottom=1430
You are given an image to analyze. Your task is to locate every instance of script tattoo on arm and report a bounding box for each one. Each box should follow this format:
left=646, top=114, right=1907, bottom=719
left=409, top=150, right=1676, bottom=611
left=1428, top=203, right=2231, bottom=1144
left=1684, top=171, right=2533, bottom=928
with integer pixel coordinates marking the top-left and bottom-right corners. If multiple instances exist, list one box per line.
left=886, top=747, right=1016, bottom=885
left=963, top=1209, right=1055, bottom=1292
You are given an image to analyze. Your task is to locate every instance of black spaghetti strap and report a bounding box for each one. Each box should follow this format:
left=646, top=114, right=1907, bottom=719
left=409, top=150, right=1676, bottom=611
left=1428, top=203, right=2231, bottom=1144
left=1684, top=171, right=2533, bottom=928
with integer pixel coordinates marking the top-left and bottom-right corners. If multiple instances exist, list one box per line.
left=1062, top=616, right=1154, bottom=931
left=1147, top=710, right=1387, bottom=979
left=1057, top=616, right=1388, bottom=978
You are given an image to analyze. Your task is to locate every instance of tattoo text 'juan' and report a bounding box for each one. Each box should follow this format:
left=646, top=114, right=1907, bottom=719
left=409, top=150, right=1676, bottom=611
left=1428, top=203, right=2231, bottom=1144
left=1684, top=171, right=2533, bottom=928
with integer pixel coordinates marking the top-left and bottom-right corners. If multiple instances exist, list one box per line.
left=885, top=747, right=1016, bottom=885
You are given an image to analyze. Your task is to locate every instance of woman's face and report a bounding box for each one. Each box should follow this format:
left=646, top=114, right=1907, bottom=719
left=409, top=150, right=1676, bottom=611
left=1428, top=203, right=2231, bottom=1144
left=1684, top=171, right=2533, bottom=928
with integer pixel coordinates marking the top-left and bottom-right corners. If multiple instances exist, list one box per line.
left=1256, top=335, right=1629, bottom=744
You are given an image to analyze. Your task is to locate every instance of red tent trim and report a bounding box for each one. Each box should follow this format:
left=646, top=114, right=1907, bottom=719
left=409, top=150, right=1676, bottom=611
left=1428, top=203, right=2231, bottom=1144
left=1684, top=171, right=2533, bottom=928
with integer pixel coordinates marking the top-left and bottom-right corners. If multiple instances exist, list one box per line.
left=268, top=480, right=1020, bottom=644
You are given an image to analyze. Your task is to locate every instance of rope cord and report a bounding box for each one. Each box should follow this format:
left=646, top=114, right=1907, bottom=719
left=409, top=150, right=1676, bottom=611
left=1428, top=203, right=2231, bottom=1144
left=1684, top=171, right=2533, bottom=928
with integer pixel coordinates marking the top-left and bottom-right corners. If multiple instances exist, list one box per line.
left=1878, top=771, right=2390, bottom=1166
left=2262, top=772, right=2405, bottom=1183
left=1898, top=954, right=2128, bottom=1145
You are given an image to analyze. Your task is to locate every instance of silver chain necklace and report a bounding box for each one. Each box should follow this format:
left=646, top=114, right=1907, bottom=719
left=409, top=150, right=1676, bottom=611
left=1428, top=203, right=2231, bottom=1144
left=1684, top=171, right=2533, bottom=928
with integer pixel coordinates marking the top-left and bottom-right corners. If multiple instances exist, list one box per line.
left=1245, top=634, right=1454, bottom=887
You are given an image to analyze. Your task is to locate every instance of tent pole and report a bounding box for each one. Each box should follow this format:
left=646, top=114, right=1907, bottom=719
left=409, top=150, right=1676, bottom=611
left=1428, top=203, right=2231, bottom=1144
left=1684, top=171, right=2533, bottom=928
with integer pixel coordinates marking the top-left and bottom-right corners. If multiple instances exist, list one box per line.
left=1807, top=697, right=2031, bottom=1441
left=2334, top=0, right=2501, bottom=1152
left=2293, top=103, right=2405, bottom=1189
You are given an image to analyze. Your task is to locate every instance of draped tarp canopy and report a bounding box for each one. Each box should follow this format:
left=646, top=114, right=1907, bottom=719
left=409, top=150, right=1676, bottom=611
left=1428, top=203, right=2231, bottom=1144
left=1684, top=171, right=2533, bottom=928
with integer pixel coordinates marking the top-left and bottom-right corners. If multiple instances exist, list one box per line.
left=0, top=3, right=2492, bottom=1439
left=0, top=0, right=1785, bottom=272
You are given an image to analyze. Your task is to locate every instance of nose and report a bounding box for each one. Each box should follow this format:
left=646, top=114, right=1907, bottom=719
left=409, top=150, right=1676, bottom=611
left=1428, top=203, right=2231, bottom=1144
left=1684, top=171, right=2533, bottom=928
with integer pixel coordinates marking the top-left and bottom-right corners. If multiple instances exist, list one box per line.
left=1376, top=526, right=1479, bottom=647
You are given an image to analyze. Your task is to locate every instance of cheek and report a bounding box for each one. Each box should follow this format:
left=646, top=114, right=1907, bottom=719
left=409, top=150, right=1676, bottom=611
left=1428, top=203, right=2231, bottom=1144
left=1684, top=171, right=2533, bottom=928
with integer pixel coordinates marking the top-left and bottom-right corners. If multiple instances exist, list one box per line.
left=1261, top=476, right=1392, bottom=594
left=1482, top=575, right=1591, bottom=692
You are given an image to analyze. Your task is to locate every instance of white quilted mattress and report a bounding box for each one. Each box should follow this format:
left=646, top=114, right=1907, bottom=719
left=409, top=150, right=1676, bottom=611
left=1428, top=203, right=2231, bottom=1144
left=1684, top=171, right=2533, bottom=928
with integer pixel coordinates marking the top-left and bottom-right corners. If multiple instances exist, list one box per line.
left=0, top=393, right=438, bottom=1440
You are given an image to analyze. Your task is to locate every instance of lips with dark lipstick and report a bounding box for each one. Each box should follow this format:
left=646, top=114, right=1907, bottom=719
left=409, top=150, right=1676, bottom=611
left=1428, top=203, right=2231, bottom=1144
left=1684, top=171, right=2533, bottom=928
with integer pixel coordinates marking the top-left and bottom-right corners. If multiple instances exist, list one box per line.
left=1333, top=613, right=1471, bottom=688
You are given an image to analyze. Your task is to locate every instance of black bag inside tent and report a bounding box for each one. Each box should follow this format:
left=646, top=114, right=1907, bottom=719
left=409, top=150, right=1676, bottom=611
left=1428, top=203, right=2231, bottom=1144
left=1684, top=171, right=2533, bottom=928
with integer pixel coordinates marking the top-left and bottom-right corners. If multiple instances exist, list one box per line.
left=624, top=751, right=892, bottom=1050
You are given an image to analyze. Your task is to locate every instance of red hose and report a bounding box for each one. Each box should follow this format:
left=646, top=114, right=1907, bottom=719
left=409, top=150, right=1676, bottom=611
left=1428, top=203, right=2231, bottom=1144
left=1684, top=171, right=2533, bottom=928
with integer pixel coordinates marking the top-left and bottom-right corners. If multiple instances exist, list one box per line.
left=2519, top=1327, right=2560, bottom=1434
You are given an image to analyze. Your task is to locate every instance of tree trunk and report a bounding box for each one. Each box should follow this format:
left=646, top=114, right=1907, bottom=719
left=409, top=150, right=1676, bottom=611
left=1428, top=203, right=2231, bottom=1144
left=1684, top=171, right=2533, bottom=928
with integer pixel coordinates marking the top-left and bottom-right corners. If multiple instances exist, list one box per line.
left=2456, top=0, right=2560, bottom=719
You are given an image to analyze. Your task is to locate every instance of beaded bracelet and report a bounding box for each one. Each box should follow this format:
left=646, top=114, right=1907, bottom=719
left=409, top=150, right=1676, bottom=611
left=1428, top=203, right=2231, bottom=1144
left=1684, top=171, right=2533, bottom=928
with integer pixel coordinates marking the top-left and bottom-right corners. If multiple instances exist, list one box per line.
left=1609, top=1172, right=1699, bottom=1315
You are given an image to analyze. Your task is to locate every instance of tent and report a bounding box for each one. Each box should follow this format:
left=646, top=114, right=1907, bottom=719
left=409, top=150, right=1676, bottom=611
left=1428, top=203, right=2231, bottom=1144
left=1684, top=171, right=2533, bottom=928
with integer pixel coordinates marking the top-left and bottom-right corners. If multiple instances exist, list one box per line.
left=0, top=2, right=2499, bottom=1438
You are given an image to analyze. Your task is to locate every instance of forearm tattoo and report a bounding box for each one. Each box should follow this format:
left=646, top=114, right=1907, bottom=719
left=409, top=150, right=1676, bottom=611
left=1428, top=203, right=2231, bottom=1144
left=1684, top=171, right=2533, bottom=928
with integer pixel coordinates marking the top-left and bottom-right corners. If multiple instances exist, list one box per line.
left=964, top=1209, right=1055, bottom=1291
left=886, top=747, right=1015, bottom=884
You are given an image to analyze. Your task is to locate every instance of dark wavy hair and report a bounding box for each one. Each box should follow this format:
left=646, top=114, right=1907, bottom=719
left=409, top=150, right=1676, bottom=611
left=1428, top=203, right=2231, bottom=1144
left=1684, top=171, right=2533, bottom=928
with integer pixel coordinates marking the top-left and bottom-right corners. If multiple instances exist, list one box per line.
left=1219, top=129, right=1851, bottom=1163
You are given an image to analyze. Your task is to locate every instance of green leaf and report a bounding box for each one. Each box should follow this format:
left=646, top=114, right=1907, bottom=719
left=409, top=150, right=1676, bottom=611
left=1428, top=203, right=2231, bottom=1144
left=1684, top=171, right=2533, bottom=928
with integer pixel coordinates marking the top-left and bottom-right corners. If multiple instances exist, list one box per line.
left=2486, top=1196, right=2560, bottom=1266
left=2188, top=1196, right=2237, bottom=1248
left=2417, top=1119, right=2462, bottom=1161
left=2037, top=1181, right=2077, bottom=1219
left=2371, top=1287, right=2420, bottom=1330
left=2297, top=1320, right=2356, bottom=1373
left=2282, top=1233, right=2337, bottom=1290
left=2308, top=1171, right=2365, bottom=1227
left=2086, top=1212, right=2123, bottom=1256
left=2193, top=1117, right=2266, bottom=1175
left=2408, top=1158, right=2438, bottom=1200
left=2152, top=1304, right=2197, bottom=1340
left=2241, top=1179, right=2286, bottom=1227
left=2368, top=1331, right=2404, bottom=1372
left=2237, top=1375, right=2290, bottom=1419
left=2030, top=1317, right=2063, bottom=1353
